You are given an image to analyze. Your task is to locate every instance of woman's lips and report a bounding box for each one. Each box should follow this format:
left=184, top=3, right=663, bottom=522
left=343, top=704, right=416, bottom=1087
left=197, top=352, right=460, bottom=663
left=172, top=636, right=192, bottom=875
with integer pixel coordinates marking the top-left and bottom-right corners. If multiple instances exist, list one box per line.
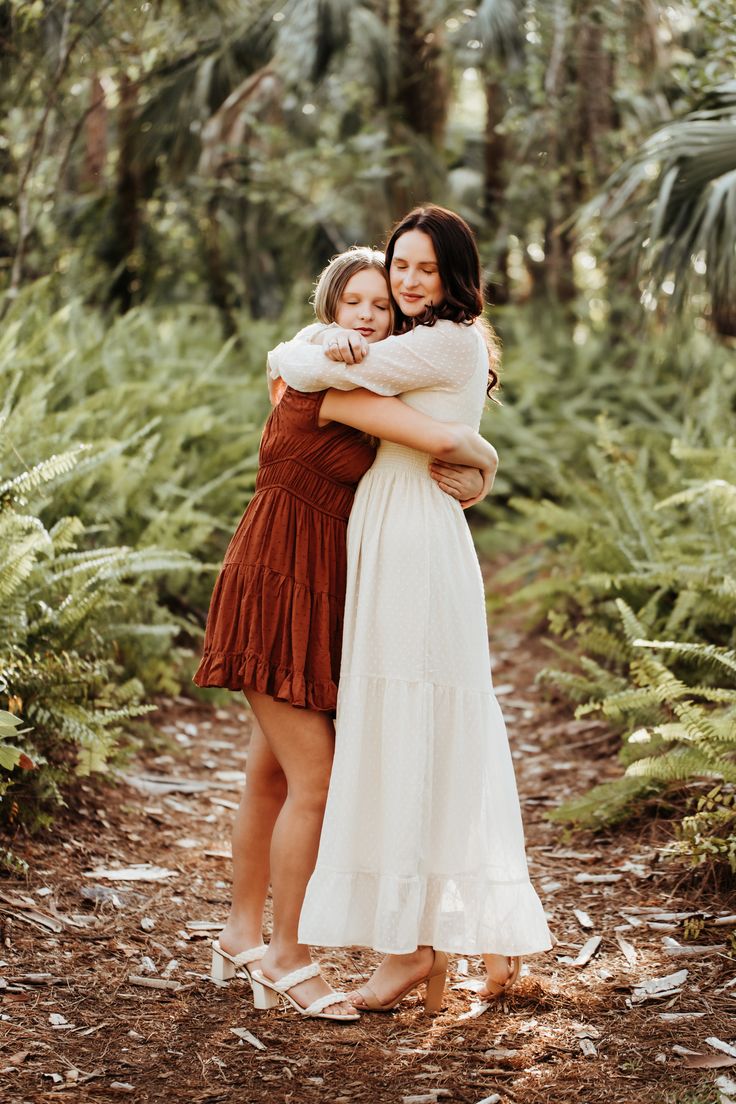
left=401, top=293, right=423, bottom=302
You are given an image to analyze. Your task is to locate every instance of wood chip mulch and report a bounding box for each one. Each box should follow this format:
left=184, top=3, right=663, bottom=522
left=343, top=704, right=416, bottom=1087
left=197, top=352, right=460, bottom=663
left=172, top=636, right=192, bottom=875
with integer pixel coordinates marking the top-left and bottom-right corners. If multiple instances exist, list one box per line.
left=1, top=620, right=734, bottom=1104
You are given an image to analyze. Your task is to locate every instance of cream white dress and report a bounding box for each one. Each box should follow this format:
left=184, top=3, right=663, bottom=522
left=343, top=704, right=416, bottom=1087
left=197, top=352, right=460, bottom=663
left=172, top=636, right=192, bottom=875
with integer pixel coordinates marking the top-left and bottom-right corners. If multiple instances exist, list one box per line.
left=268, top=321, right=552, bottom=956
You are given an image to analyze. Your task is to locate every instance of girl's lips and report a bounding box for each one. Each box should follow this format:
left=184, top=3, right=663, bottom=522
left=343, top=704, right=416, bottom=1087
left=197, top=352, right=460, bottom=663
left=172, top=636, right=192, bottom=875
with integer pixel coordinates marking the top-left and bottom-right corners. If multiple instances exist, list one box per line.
left=356, top=327, right=374, bottom=336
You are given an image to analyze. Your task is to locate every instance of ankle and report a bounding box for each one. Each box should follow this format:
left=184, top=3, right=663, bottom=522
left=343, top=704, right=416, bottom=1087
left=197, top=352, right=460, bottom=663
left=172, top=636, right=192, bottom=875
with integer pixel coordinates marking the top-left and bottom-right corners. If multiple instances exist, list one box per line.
left=262, top=943, right=312, bottom=973
left=219, top=919, right=265, bottom=953
left=391, top=947, right=433, bottom=966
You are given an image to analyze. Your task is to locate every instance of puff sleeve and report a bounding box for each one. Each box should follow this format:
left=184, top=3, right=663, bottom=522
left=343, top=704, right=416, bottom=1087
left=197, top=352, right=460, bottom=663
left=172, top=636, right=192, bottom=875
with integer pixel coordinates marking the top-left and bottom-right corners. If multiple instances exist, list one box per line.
left=267, top=321, right=479, bottom=396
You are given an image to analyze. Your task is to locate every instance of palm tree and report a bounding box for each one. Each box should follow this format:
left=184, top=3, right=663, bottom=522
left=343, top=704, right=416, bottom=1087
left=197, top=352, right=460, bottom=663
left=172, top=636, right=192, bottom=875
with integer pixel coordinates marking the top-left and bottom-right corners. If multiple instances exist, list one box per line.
left=584, top=81, right=736, bottom=336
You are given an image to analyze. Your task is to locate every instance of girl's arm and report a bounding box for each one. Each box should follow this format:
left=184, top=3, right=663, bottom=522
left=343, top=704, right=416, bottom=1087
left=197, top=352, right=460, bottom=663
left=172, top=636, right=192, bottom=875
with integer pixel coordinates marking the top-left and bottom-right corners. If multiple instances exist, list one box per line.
left=430, top=461, right=496, bottom=507
left=320, top=389, right=498, bottom=473
left=269, top=321, right=479, bottom=396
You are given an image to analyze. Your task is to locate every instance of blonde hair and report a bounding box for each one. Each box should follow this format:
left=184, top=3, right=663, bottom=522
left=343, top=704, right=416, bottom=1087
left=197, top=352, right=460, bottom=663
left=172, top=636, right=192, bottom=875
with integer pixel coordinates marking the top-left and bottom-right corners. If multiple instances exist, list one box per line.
left=312, top=246, right=391, bottom=325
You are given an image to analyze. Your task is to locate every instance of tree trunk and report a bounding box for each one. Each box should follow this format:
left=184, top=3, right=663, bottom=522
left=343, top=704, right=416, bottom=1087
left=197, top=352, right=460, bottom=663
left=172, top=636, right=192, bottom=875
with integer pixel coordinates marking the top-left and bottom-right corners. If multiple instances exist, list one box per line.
left=82, top=75, right=107, bottom=188
left=385, top=0, right=449, bottom=219
left=484, top=74, right=509, bottom=305
left=106, top=73, right=140, bottom=312
left=396, top=0, right=448, bottom=148
left=575, top=3, right=617, bottom=184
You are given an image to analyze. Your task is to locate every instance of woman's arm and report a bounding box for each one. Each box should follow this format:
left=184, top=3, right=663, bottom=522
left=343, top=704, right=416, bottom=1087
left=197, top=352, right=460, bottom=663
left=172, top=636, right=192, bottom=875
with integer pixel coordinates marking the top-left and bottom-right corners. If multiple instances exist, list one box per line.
left=320, top=389, right=498, bottom=472
left=269, top=321, right=478, bottom=396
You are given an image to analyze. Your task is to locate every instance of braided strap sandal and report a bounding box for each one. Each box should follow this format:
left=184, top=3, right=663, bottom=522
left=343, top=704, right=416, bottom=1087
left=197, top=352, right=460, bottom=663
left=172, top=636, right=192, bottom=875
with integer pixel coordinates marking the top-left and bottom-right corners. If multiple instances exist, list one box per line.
left=210, top=941, right=267, bottom=992
left=250, top=963, right=360, bottom=1021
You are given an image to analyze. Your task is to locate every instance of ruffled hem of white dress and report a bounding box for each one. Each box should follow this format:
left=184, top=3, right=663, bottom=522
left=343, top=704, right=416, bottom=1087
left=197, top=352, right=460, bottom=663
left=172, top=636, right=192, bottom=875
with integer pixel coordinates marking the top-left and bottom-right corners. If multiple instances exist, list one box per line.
left=298, top=868, right=554, bottom=956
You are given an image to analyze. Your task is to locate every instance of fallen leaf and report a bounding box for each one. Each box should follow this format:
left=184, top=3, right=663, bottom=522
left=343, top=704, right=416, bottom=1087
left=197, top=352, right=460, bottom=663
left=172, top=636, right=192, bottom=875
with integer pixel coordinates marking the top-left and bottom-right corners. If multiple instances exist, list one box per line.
left=230, top=1027, right=266, bottom=1050
left=682, top=1053, right=736, bottom=1070
left=708, top=1039, right=736, bottom=1059
left=663, top=936, right=728, bottom=957
left=574, top=873, right=623, bottom=884
left=573, top=908, right=593, bottom=930
left=615, top=933, right=638, bottom=966
left=83, top=864, right=176, bottom=882
left=558, top=936, right=602, bottom=967
left=127, top=975, right=181, bottom=991
left=633, top=968, right=688, bottom=995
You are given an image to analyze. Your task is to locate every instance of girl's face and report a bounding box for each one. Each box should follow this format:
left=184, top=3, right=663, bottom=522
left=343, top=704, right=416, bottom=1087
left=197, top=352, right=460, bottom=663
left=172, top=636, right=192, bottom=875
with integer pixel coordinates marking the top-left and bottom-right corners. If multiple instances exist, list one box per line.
left=389, top=229, right=445, bottom=316
left=334, top=268, right=392, bottom=342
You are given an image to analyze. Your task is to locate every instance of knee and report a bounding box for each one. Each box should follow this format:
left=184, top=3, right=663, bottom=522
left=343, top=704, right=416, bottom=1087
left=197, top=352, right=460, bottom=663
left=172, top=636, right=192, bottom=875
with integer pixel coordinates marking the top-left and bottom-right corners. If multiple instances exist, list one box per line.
left=246, top=761, right=287, bottom=803
left=289, top=773, right=331, bottom=817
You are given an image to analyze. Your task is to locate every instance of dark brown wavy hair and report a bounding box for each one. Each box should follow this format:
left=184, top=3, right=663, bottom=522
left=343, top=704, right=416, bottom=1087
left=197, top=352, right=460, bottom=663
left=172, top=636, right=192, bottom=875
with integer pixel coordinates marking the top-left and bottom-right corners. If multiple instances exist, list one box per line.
left=384, top=204, right=500, bottom=395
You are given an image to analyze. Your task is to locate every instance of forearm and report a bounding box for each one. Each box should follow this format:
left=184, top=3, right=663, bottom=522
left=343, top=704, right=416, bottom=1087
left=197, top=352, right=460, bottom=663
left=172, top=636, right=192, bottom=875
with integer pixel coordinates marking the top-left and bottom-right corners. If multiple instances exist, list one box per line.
left=268, top=340, right=389, bottom=393
left=439, top=426, right=498, bottom=472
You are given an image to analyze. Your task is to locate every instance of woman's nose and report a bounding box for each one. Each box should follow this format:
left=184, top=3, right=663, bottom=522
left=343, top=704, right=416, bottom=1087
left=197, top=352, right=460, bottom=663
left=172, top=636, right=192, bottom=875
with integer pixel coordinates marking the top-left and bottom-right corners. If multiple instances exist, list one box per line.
left=403, top=268, right=420, bottom=288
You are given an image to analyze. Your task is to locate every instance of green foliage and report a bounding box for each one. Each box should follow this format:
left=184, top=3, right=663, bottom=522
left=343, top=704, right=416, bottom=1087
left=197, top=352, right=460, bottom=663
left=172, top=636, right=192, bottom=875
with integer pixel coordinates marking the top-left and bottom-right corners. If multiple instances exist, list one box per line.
left=500, top=343, right=736, bottom=876
left=0, top=283, right=284, bottom=830
left=0, top=431, right=190, bottom=829
left=664, top=785, right=736, bottom=874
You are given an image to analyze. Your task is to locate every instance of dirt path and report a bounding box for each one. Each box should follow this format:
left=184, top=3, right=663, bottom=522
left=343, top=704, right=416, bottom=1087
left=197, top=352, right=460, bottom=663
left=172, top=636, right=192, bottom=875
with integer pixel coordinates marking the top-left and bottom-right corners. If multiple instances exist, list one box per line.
left=1, top=623, right=734, bottom=1104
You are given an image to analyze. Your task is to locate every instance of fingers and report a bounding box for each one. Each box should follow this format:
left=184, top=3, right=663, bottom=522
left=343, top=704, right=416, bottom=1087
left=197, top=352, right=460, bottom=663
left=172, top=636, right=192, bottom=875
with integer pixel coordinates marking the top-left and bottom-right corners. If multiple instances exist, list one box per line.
left=325, top=331, right=368, bottom=364
left=434, top=479, right=464, bottom=500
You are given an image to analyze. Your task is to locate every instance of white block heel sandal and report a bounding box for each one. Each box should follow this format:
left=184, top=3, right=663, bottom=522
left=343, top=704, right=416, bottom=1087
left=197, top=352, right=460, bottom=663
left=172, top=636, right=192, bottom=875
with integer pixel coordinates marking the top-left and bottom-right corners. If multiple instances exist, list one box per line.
left=249, top=963, right=361, bottom=1021
left=210, top=940, right=267, bottom=994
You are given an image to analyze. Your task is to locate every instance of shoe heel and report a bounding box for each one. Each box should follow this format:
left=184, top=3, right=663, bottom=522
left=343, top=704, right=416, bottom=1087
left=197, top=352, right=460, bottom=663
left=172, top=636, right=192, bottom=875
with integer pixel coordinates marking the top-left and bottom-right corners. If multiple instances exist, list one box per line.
left=251, top=978, right=280, bottom=1010
left=211, top=946, right=235, bottom=982
left=423, top=952, right=448, bottom=1014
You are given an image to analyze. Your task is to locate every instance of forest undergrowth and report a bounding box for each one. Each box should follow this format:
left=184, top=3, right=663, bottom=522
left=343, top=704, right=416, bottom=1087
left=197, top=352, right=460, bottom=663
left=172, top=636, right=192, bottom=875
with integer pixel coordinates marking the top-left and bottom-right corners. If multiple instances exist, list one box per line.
left=1, top=284, right=735, bottom=899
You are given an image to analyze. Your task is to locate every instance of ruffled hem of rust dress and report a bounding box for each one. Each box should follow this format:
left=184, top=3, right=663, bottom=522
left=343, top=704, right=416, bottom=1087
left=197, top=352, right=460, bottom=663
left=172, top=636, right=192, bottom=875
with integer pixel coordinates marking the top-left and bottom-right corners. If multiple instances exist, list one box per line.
left=193, top=562, right=342, bottom=712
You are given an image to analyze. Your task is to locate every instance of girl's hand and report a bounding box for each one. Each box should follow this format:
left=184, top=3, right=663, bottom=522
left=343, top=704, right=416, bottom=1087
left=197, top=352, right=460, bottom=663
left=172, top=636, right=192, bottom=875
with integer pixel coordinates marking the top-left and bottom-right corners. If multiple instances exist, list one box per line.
left=430, top=462, right=483, bottom=502
left=325, top=329, right=369, bottom=364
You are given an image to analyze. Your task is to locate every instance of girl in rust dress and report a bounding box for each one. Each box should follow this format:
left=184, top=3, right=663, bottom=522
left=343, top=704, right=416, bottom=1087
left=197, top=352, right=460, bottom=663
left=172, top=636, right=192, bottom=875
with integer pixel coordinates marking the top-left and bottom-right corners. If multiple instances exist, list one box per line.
left=194, top=248, right=497, bottom=1021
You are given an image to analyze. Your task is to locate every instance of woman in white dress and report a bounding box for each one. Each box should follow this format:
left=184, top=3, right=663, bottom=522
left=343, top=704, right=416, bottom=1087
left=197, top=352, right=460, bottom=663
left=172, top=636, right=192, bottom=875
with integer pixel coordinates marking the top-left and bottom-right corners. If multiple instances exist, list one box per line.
left=267, top=206, right=552, bottom=1012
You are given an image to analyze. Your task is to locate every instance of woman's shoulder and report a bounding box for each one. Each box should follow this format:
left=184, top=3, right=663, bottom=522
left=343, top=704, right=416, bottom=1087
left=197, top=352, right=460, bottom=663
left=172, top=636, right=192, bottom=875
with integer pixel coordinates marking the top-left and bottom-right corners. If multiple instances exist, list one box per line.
left=412, top=318, right=483, bottom=351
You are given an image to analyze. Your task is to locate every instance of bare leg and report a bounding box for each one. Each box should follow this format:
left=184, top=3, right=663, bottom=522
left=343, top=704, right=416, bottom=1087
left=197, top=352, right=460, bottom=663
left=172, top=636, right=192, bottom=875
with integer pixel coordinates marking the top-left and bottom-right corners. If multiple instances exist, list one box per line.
left=246, top=690, right=355, bottom=1015
left=218, top=716, right=286, bottom=960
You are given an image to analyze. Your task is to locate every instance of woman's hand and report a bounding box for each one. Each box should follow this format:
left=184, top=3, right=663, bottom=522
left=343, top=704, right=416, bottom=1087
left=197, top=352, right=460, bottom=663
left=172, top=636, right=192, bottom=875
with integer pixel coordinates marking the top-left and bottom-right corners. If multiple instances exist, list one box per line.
left=324, top=329, right=369, bottom=364
left=429, top=462, right=484, bottom=502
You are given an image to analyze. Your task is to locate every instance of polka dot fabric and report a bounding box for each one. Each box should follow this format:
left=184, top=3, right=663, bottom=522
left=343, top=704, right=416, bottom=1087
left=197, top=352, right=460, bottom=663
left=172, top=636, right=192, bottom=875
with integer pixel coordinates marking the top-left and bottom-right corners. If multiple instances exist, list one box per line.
left=275, top=321, right=553, bottom=956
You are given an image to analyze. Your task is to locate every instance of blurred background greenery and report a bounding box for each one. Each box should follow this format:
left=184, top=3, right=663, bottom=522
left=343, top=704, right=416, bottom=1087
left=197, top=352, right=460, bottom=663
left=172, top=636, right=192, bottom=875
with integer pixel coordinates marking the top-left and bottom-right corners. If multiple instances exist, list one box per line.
left=1, top=1, right=735, bottom=884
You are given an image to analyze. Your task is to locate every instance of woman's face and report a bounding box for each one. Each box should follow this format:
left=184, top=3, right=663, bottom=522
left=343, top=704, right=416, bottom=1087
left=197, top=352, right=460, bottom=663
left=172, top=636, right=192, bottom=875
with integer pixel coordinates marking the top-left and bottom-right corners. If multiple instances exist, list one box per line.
left=334, top=268, right=392, bottom=342
left=389, top=229, right=445, bottom=316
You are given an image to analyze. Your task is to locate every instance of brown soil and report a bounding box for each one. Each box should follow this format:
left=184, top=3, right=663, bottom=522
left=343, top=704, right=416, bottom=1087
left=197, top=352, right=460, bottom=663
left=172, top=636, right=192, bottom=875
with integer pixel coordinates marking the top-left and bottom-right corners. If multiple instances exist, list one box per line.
left=1, top=624, right=734, bottom=1104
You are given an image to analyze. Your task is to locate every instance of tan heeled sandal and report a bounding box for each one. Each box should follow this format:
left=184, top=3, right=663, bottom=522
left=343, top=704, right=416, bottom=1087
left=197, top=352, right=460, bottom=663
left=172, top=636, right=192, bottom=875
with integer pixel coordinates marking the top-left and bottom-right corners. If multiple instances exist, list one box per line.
left=351, top=950, right=448, bottom=1014
left=479, top=955, right=522, bottom=1000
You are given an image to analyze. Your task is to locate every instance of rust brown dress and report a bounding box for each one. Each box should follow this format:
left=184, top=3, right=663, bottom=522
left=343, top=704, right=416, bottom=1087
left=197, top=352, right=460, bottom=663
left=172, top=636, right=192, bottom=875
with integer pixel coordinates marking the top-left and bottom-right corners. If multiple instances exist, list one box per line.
left=193, top=387, right=376, bottom=712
